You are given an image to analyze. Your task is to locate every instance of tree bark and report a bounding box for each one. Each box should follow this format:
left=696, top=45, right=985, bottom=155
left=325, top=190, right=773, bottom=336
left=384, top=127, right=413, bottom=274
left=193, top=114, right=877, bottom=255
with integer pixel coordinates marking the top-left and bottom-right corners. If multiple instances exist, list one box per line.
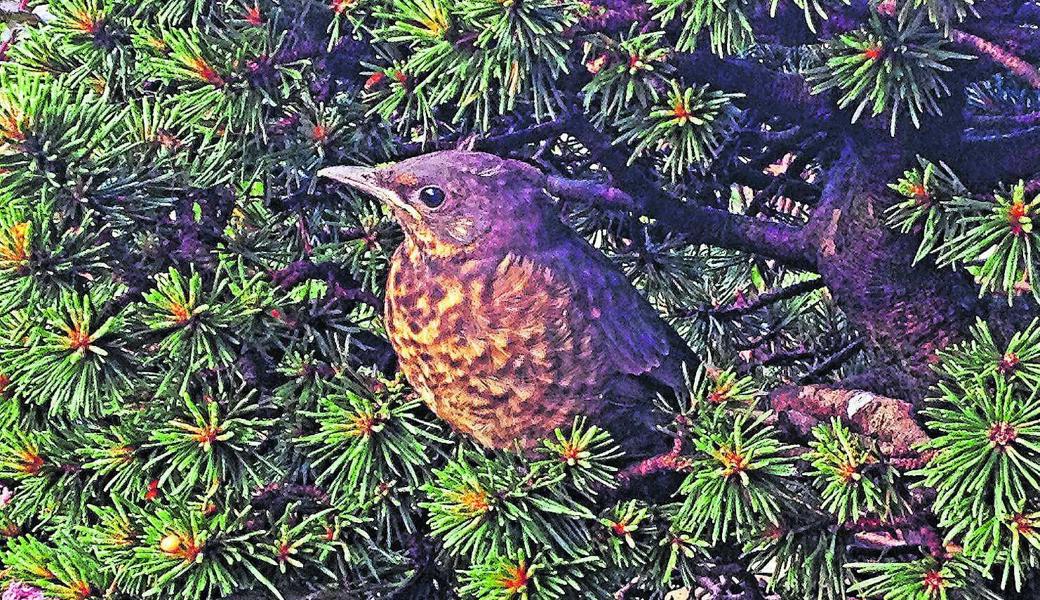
left=770, top=385, right=929, bottom=458
left=802, top=139, right=981, bottom=402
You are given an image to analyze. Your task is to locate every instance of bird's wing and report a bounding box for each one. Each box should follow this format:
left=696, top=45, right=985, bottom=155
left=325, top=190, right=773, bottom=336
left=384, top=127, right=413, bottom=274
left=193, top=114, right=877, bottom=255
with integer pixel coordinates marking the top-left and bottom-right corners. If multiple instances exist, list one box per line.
left=531, top=232, right=697, bottom=392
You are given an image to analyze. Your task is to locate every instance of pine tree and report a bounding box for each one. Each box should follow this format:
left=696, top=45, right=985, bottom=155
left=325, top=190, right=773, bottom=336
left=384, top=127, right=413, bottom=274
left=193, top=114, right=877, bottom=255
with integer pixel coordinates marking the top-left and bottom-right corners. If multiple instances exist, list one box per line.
left=0, top=0, right=1038, bottom=598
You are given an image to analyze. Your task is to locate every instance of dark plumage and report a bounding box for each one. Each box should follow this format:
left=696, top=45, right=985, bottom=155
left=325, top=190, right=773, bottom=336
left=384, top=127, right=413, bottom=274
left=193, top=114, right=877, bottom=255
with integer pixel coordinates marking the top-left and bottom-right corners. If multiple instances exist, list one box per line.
left=319, top=151, right=696, bottom=459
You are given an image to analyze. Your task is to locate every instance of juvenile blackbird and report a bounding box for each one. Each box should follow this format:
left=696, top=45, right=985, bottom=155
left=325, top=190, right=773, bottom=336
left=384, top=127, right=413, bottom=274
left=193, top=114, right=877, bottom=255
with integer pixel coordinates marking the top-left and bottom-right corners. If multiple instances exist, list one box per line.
left=319, top=151, right=696, bottom=459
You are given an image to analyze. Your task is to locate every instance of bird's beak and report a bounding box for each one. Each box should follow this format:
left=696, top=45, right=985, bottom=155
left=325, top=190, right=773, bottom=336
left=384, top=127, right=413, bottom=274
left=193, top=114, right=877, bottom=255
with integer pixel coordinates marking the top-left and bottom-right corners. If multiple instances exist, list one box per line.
left=317, top=165, right=420, bottom=219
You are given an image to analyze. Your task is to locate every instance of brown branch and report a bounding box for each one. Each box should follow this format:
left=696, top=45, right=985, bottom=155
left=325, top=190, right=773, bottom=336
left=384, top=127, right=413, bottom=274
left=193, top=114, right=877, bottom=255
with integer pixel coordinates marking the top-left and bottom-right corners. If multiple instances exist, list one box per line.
left=477, top=118, right=574, bottom=153
left=664, top=203, right=816, bottom=269
left=958, top=20, right=1040, bottom=63
left=769, top=385, right=929, bottom=458
left=397, top=117, right=573, bottom=159
left=735, top=320, right=787, bottom=351
left=843, top=516, right=949, bottom=557
left=707, top=278, right=825, bottom=319
left=851, top=528, right=946, bottom=558
left=543, top=159, right=818, bottom=270
left=545, top=175, right=638, bottom=211
left=970, top=110, right=1040, bottom=128
left=730, top=165, right=821, bottom=204
left=0, top=1, right=38, bottom=25
left=567, top=117, right=817, bottom=270
left=800, top=338, right=864, bottom=383
left=617, top=436, right=689, bottom=482
left=951, top=29, right=1040, bottom=89
left=613, top=578, right=639, bottom=599
left=738, top=346, right=816, bottom=373
left=671, top=51, right=832, bottom=124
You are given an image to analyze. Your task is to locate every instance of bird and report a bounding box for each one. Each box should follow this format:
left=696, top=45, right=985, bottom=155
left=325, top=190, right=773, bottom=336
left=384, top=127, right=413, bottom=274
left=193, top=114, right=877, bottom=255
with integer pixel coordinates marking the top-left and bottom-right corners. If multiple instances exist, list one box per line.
left=318, top=151, right=696, bottom=461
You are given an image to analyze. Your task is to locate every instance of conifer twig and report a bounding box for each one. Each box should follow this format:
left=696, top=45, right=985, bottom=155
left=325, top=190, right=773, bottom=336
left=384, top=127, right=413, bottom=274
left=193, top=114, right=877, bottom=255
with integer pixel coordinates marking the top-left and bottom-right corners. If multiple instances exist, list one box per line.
left=567, top=116, right=819, bottom=270
left=0, top=1, right=37, bottom=24
left=770, top=385, right=929, bottom=458
left=545, top=175, right=638, bottom=211
left=706, top=278, right=826, bottom=319
left=950, top=29, right=1040, bottom=89
left=800, top=338, right=864, bottom=383
left=270, top=260, right=382, bottom=311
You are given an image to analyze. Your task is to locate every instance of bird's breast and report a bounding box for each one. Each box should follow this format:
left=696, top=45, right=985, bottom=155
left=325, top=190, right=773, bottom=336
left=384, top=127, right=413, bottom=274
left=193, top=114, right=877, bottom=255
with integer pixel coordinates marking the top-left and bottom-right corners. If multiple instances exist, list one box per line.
left=384, top=247, right=609, bottom=449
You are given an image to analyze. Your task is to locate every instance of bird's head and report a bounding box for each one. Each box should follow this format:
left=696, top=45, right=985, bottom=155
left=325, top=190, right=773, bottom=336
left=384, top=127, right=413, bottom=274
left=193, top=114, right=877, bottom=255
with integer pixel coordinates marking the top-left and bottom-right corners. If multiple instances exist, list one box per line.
left=318, top=150, right=551, bottom=257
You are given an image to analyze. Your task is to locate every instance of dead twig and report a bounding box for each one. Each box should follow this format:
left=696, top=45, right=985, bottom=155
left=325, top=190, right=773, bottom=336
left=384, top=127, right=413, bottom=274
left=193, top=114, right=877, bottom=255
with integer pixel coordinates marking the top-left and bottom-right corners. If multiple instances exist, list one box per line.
left=617, top=435, right=689, bottom=482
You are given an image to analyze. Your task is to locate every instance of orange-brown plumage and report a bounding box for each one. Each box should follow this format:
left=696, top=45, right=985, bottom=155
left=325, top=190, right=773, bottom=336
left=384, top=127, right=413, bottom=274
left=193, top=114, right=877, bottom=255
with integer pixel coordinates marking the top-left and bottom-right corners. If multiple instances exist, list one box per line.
left=320, top=151, right=695, bottom=457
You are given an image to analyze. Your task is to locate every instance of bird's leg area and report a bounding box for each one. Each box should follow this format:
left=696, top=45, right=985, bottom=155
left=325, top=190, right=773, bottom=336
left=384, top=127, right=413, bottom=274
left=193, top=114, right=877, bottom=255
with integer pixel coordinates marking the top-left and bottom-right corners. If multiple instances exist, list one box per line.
left=616, top=434, right=689, bottom=483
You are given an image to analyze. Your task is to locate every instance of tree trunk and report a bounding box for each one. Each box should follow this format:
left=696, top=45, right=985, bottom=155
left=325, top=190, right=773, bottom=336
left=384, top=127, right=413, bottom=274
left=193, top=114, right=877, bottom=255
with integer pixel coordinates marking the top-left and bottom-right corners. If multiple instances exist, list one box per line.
left=803, top=139, right=981, bottom=402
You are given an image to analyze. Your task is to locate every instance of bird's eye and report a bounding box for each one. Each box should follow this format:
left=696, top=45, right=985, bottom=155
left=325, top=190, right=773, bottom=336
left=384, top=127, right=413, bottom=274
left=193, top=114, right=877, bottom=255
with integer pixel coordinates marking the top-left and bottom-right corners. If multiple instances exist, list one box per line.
left=418, top=186, right=446, bottom=208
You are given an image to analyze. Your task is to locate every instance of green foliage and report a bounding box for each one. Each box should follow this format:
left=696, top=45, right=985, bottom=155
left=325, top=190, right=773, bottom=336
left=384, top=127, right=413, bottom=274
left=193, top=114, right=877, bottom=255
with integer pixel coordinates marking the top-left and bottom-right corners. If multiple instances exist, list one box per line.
left=3, top=287, right=135, bottom=418
left=299, top=377, right=446, bottom=535
left=908, top=316, right=1040, bottom=593
left=939, top=182, right=1040, bottom=302
left=598, top=500, right=652, bottom=567
left=809, top=14, right=971, bottom=134
left=420, top=449, right=596, bottom=562
left=145, top=390, right=275, bottom=496
left=581, top=26, right=673, bottom=124
left=849, top=555, right=1002, bottom=600
left=0, top=201, right=109, bottom=310
left=675, top=409, right=797, bottom=543
left=884, top=157, right=968, bottom=265
left=0, top=430, right=86, bottom=521
left=937, top=318, right=1040, bottom=391
left=962, top=502, right=1040, bottom=591
left=1, top=535, right=113, bottom=600
left=689, top=364, right=762, bottom=408
left=458, top=551, right=602, bottom=600
left=141, top=268, right=257, bottom=393
left=884, top=164, right=1040, bottom=305
left=617, top=81, right=742, bottom=181
left=918, top=378, right=1040, bottom=523
left=371, top=0, right=581, bottom=133
left=807, top=419, right=908, bottom=523
left=650, top=0, right=754, bottom=55
left=901, top=0, right=976, bottom=33
left=538, top=416, right=622, bottom=492
left=750, top=522, right=852, bottom=600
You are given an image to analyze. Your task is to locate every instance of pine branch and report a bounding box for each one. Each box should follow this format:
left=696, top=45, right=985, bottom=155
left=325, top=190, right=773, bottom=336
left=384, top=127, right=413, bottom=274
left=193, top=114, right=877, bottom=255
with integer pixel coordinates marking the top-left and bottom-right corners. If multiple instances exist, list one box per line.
left=616, top=435, right=688, bottom=482
left=477, top=117, right=574, bottom=154
left=958, top=20, right=1040, bottom=63
left=0, top=1, right=38, bottom=25
left=567, top=117, right=818, bottom=270
left=950, top=29, right=1040, bottom=90
left=671, top=51, right=833, bottom=124
left=657, top=203, right=816, bottom=269
left=842, top=517, right=946, bottom=557
left=270, top=259, right=382, bottom=311
left=738, top=347, right=816, bottom=373
left=707, top=278, right=825, bottom=319
left=730, top=165, right=821, bottom=205
left=397, top=116, right=574, bottom=159
left=770, top=384, right=929, bottom=458
left=800, top=338, right=864, bottom=383
left=545, top=175, right=639, bottom=211
left=970, top=110, right=1040, bottom=128
left=960, top=123, right=1040, bottom=184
